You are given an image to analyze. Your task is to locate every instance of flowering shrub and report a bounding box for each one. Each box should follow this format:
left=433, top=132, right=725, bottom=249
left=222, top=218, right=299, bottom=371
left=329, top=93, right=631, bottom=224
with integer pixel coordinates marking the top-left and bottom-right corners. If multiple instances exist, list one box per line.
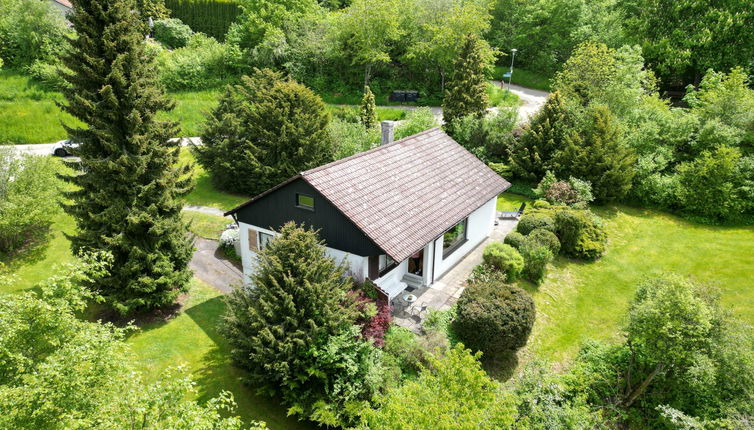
left=535, top=171, right=594, bottom=206
left=219, top=228, right=239, bottom=249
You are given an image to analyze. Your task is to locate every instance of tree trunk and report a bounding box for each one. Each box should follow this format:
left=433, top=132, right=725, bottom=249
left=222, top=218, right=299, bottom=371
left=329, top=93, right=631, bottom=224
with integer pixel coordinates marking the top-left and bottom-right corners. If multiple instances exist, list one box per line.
left=364, top=63, right=372, bottom=88
left=623, top=363, right=664, bottom=408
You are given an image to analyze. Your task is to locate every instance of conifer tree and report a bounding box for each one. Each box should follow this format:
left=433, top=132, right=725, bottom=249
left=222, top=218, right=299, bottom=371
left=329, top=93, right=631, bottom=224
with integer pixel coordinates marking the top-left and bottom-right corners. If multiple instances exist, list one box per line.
left=509, top=91, right=572, bottom=182
left=137, top=0, right=170, bottom=20
left=222, top=222, right=355, bottom=398
left=554, top=106, right=637, bottom=203
left=360, top=85, right=378, bottom=129
left=443, top=33, right=489, bottom=131
left=195, top=68, right=333, bottom=196
left=59, top=0, right=193, bottom=315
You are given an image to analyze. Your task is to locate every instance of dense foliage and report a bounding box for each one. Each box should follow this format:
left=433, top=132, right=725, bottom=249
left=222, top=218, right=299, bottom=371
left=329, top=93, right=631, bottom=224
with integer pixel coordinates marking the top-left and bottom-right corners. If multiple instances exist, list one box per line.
left=442, top=34, right=490, bottom=131
left=482, top=242, right=524, bottom=281
left=0, top=255, right=263, bottom=430
left=359, top=85, right=377, bottom=129
left=60, top=0, right=193, bottom=315
left=455, top=271, right=535, bottom=354
left=222, top=223, right=383, bottom=426
left=0, top=0, right=68, bottom=68
left=516, top=213, right=555, bottom=235
left=153, top=18, right=194, bottom=49
left=194, top=68, right=333, bottom=195
left=0, top=149, right=60, bottom=254
left=165, top=0, right=240, bottom=41
left=554, top=209, right=607, bottom=260
left=361, top=344, right=518, bottom=429
left=570, top=275, right=754, bottom=428
left=155, top=33, right=242, bottom=90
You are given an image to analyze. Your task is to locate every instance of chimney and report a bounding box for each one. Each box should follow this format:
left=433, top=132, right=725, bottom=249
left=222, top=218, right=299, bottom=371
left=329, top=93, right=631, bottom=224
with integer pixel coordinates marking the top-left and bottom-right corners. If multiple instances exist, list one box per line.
left=380, top=121, right=395, bottom=146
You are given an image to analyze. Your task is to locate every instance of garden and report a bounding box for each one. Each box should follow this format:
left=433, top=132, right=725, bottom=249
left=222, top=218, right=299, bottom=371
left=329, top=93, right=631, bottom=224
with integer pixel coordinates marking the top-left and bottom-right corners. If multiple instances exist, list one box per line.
left=1, top=0, right=753, bottom=428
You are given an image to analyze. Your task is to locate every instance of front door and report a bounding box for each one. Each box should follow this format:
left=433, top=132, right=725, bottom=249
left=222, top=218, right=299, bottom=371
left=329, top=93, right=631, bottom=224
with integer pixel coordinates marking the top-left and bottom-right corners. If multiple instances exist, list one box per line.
left=408, top=249, right=423, bottom=277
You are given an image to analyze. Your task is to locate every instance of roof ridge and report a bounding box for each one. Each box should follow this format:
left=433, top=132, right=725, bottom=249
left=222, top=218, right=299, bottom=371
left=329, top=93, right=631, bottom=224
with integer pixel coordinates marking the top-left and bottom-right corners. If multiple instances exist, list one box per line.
left=301, top=127, right=442, bottom=177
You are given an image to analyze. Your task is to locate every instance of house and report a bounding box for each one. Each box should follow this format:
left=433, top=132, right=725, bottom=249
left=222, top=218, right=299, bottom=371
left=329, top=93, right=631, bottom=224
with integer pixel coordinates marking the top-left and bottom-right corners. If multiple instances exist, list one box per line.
left=47, top=0, right=72, bottom=17
left=224, top=124, right=511, bottom=300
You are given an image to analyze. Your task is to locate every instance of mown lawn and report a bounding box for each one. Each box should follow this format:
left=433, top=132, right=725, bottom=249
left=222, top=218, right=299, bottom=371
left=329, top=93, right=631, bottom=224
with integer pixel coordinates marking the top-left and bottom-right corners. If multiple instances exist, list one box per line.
left=179, top=148, right=250, bottom=210
left=497, top=193, right=754, bottom=363
left=182, top=210, right=231, bottom=240
left=128, top=279, right=314, bottom=429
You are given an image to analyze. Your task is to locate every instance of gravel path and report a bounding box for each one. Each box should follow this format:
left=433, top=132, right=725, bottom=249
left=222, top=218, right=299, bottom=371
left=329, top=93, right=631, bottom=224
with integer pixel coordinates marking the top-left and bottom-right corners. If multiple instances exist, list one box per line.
left=182, top=205, right=230, bottom=218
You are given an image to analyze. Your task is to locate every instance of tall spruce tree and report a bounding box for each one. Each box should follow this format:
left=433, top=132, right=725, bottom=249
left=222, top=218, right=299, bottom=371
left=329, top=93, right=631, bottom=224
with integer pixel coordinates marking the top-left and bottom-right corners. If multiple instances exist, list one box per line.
left=195, top=68, right=333, bottom=196
left=554, top=106, right=637, bottom=203
left=360, top=85, right=378, bottom=129
left=222, top=222, right=355, bottom=398
left=60, top=0, right=193, bottom=315
left=443, top=33, right=489, bottom=131
left=509, top=91, right=572, bottom=182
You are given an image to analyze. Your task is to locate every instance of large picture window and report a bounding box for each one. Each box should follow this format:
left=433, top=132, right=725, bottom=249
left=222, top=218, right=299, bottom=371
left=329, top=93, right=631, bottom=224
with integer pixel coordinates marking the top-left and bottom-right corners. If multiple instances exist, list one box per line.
left=442, top=218, right=468, bottom=259
left=378, top=254, right=397, bottom=277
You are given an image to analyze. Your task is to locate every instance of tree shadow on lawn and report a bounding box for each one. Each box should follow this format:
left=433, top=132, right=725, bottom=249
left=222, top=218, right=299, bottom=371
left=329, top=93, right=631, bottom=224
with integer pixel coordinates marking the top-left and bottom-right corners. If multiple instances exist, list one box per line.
left=482, top=349, right=520, bottom=382
left=184, top=295, right=317, bottom=430
left=0, top=227, right=55, bottom=272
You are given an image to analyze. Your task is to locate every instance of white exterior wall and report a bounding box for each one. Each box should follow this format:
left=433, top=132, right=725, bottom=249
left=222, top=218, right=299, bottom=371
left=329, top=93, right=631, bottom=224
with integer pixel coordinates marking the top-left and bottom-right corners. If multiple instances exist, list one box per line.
left=432, top=196, right=497, bottom=280
left=237, top=222, right=369, bottom=285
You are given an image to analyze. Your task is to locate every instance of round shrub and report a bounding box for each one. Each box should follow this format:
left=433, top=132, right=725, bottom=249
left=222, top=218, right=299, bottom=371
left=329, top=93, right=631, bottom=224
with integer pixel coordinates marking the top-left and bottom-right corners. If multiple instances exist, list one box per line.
left=503, top=231, right=526, bottom=250
left=454, top=274, right=535, bottom=354
left=532, top=199, right=551, bottom=209
left=482, top=242, right=524, bottom=281
left=527, top=228, right=560, bottom=255
left=520, top=242, right=554, bottom=285
left=517, top=213, right=555, bottom=235
left=554, top=209, right=607, bottom=260
left=153, top=18, right=194, bottom=49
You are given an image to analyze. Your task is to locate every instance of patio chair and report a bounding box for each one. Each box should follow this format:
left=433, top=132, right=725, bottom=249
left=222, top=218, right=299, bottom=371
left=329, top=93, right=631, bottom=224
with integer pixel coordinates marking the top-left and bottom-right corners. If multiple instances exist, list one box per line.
left=500, top=202, right=526, bottom=219
left=410, top=302, right=428, bottom=317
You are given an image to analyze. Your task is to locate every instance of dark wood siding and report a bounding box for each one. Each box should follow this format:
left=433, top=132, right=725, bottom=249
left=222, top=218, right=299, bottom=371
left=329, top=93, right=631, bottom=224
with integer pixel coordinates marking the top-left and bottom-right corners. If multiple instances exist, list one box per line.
left=235, top=178, right=383, bottom=257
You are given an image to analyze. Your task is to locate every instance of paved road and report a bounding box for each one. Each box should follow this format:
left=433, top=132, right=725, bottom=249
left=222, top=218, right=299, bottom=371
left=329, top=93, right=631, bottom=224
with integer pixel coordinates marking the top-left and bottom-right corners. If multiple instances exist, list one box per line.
left=10, top=136, right=203, bottom=157
left=10, top=84, right=548, bottom=155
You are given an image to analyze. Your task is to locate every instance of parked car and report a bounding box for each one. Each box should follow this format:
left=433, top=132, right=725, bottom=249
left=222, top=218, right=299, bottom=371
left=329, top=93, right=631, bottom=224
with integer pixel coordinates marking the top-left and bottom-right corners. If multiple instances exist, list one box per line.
left=51, top=140, right=80, bottom=157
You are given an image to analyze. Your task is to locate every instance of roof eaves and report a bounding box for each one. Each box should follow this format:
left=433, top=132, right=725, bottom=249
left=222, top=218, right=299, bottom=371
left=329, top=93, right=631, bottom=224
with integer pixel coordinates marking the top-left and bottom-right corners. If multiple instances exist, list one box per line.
left=224, top=174, right=302, bottom=216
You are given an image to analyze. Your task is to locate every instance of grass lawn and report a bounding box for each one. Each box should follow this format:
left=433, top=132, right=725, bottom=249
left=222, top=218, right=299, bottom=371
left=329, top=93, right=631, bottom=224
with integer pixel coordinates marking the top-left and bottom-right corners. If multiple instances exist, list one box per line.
left=182, top=211, right=230, bottom=240
left=179, top=148, right=250, bottom=210
left=128, top=279, right=314, bottom=429
left=487, top=82, right=521, bottom=107
left=496, top=193, right=754, bottom=364
left=493, top=66, right=552, bottom=92
left=0, top=70, right=84, bottom=144
left=159, top=89, right=221, bottom=137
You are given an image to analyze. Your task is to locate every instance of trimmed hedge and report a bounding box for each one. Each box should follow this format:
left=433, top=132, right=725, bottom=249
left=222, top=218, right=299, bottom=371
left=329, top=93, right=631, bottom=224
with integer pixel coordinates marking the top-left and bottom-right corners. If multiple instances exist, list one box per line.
left=153, top=18, right=194, bottom=48
left=520, top=242, right=553, bottom=284
left=482, top=242, right=524, bottom=281
left=164, top=0, right=239, bottom=41
left=503, top=231, right=526, bottom=250
left=454, top=273, right=535, bottom=354
left=527, top=228, right=561, bottom=255
left=517, top=213, right=555, bottom=235
left=555, top=209, right=607, bottom=260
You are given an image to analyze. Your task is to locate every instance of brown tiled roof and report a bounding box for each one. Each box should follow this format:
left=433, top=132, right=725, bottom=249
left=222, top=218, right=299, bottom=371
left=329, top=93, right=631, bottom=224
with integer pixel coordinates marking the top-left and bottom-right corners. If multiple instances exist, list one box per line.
left=305, top=128, right=509, bottom=261
left=53, top=0, right=73, bottom=8
left=227, top=128, right=510, bottom=261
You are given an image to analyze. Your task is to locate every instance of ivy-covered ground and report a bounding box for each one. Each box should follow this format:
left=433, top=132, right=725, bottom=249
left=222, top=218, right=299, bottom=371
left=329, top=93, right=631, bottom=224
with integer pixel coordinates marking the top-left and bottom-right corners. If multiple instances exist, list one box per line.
left=497, top=193, right=754, bottom=363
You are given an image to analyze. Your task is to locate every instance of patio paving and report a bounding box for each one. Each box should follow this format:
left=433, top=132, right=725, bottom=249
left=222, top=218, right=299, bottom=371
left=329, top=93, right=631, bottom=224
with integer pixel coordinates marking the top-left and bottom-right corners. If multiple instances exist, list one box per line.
left=393, top=213, right=518, bottom=332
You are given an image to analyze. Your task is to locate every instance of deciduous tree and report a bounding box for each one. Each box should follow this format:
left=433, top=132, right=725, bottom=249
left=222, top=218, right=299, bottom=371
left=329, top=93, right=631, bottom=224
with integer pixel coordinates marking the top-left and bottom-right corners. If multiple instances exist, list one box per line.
left=59, top=0, right=193, bottom=315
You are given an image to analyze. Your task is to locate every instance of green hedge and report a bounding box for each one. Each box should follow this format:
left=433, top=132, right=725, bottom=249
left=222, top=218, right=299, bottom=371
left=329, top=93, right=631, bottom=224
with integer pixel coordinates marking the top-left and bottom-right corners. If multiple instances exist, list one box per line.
left=165, top=0, right=239, bottom=41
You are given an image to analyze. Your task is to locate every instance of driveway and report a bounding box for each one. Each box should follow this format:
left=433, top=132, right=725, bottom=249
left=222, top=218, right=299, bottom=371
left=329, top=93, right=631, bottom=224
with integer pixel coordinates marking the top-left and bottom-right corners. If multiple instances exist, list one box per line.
left=189, top=236, right=243, bottom=294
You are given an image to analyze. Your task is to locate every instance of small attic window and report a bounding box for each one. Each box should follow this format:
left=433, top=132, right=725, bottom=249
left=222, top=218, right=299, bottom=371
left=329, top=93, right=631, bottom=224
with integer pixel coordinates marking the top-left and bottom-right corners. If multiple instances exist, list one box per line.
left=296, top=193, right=314, bottom=210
